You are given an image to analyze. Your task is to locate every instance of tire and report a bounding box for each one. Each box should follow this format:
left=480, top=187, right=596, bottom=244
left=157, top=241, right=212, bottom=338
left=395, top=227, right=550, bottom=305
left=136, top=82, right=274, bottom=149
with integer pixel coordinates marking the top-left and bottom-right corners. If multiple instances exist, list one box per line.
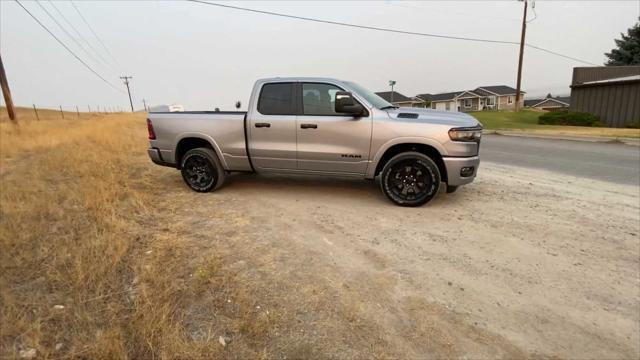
left=380, top=151, right=441, bottom=207
left=180, top=147, right=225, bottom=192
left=446, top=185, right=458, bottom=194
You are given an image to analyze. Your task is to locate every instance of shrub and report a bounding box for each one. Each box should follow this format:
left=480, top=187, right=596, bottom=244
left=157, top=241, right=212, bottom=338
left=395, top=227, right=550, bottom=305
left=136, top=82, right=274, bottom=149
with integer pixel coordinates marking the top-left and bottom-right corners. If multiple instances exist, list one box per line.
left=625, top=120, right=640, bottom=128
left=538, top=111, right=601, bottom=127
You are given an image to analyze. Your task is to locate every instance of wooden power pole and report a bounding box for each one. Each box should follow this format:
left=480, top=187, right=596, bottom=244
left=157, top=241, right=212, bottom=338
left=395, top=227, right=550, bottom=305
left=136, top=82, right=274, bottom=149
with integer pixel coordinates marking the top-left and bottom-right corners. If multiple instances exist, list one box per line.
left=515, top=0, right=527, bottom=112
left=120, top=76, right=134, bottom=112
left=0, top=53, right=17, bottom=122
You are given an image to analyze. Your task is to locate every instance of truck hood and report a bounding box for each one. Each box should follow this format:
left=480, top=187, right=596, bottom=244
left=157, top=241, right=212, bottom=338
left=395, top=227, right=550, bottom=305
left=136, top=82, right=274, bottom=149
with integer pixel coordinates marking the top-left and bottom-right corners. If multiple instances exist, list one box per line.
left=385, top=107, right=482, bottom=128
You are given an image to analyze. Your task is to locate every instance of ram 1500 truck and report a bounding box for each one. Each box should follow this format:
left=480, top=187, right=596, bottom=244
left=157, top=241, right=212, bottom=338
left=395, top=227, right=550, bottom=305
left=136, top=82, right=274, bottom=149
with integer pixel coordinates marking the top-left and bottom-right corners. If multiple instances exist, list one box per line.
left=147, top=77, right=482, bottom=206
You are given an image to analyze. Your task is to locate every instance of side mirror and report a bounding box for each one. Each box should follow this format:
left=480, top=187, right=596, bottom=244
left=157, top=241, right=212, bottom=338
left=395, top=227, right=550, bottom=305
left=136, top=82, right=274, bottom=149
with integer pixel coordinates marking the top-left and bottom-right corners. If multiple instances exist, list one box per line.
left=335, top=91, right=365, bottom=116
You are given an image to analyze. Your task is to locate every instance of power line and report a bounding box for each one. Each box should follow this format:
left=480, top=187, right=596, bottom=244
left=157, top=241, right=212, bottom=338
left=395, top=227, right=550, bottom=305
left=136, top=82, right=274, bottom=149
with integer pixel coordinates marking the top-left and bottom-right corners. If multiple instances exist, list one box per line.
left=187, top=0, right=519, bottom=45
left=70, top=0, right=121, bottom=67
left=47, top=0, right=118, bottom=73
left=15, top=0, right=124, bottom=93
left=188, top=0, right=598, bottom=66
left=525, top=43, right=596, bottom=65
left=34, top=0, right=109, bottom=72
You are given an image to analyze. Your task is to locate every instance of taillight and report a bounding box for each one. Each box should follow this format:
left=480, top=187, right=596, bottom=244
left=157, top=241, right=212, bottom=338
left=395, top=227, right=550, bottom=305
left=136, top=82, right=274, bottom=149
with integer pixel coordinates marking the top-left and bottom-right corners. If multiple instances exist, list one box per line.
left=147, top=118, right=156, bottom=140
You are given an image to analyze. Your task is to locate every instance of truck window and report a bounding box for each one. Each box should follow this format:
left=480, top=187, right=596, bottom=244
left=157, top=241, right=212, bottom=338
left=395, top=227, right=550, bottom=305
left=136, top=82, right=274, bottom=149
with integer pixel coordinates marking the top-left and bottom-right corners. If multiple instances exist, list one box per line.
left=302, top=83, right=344, bottom=116
left=257, top=83, right=295, bottom=115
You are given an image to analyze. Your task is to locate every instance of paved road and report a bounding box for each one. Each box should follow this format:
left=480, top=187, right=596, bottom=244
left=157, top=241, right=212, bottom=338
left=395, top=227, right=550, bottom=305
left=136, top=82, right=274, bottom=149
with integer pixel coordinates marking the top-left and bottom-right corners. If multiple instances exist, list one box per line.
left=480, top=134, right=640, bottom=185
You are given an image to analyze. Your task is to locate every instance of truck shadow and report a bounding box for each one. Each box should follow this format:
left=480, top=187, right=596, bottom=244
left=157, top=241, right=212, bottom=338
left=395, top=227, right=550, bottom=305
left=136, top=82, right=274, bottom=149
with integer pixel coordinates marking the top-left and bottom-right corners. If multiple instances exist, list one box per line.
left=223, top=173, right=463, bottom=206
left=225, top=173, right=381, bottom=197
left=160, top=170, right=467, bottom=207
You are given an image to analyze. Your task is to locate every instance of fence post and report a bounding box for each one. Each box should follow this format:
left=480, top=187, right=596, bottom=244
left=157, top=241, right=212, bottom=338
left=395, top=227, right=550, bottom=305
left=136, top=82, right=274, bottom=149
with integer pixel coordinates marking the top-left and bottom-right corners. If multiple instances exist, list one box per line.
left=76, top=105, right=80, bottom=118
left=33, top=104, right=39, bottom=121
left=59, top=105, right=64, bottom=119
left=88, top=105, right=91, bottom=113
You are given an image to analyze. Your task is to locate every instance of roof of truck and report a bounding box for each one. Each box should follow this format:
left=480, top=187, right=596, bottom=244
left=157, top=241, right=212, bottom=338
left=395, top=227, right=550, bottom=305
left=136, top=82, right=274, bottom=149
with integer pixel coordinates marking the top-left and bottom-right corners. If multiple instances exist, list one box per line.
left=259, top=76, right=344, bottom=82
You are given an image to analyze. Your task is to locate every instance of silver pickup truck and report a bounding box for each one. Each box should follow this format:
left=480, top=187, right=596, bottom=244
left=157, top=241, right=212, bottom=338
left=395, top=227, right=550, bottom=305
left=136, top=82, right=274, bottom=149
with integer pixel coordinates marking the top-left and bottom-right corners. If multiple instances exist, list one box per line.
left=147, top=77, right=482, bottom=206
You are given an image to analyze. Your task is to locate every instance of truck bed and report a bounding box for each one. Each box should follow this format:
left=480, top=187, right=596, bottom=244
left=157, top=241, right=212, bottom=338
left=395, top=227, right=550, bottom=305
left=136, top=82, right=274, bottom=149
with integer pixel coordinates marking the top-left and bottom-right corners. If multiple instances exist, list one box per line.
left=147, top=111, right=252, bottom=172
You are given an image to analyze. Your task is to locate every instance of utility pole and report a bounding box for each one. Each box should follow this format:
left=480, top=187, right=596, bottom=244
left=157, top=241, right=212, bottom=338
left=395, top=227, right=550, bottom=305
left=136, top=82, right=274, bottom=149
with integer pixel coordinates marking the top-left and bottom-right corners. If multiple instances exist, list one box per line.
left=388, top=80, right=396, bottom=103
left=515, top=0, right=527, bottom=112
left=120, top=76, right=134, bottom=112
left=33, top=104, right=39, bottom=121
left=59, top=105, right=64, bottom=119
left=142, top=98, right=148, bottom=112
left=0, top=53, right=17, bottom=122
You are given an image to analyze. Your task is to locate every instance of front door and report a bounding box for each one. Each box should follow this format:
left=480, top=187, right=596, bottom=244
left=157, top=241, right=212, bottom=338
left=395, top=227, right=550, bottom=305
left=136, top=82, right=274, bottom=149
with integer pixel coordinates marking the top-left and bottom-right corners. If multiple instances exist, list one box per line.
left=296, top=82, right=372, bottom=174
left=248, top=82, right=297, bottom=170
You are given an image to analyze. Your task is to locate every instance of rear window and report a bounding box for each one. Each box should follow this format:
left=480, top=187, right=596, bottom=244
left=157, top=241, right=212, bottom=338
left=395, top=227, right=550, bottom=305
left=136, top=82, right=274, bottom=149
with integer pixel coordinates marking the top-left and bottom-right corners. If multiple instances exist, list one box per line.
left=257, top=83, right=295, bottom=115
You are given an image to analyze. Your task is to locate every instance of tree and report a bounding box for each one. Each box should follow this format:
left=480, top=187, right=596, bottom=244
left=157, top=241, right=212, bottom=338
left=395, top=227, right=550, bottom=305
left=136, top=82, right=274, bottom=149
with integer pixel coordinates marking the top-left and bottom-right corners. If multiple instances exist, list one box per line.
left=605, top=19, right=640, bottom=66
left=546, top=93, right=553, bottom=99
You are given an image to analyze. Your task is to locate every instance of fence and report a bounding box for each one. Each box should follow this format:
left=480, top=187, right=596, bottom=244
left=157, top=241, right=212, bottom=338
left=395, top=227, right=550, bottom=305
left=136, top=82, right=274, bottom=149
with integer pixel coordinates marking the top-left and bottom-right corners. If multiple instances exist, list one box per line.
left=12, top=104, right=129, bottom=122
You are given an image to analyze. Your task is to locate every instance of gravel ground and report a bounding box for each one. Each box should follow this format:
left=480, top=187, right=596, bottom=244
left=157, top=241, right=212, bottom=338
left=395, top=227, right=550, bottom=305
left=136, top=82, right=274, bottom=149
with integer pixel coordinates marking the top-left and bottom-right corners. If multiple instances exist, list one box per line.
left=156, top=160, right=640, bottom=358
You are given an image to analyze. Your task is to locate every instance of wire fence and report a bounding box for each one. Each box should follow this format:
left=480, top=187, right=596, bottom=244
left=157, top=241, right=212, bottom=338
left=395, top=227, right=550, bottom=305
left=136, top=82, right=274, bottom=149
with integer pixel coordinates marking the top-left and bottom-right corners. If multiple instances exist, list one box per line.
left=27, top=104, right=129, bottom=121
left=0, top=104, right=136, bottom=123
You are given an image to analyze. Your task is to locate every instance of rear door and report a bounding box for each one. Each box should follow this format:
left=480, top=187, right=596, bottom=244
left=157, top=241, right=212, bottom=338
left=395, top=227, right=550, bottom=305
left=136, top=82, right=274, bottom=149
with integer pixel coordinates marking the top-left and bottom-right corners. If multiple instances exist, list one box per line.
left=248, top=82, right=298, bottom=170
left=296, top=82, right=372, bottom=174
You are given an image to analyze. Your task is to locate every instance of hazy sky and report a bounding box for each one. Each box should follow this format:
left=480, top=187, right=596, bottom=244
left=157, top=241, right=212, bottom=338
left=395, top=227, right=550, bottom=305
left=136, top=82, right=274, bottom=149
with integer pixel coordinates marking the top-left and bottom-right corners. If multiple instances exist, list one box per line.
left=1, top=0, right=638, bottom=111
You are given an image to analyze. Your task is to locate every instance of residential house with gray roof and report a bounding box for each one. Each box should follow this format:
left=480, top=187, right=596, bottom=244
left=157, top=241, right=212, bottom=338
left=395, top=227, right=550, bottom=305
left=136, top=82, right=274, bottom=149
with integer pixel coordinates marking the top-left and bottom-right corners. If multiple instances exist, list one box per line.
left=424, top=85, right=525, bottom=112
left=524, top=96, right=570, bottom=111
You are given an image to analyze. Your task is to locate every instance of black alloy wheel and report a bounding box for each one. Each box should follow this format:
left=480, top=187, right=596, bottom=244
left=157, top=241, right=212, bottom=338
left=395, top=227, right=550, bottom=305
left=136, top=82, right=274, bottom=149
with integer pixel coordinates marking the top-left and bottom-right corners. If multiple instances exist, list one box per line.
left=380, top=152, right=441, bottom=206
left=180, top=147, right=225, bottom=192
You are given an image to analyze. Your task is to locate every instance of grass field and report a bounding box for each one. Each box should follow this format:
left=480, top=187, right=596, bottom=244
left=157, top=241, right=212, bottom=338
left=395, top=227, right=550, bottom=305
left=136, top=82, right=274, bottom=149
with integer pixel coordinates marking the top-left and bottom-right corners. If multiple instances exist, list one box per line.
left=469, top=109, right=640, bottom=138
left=0, top=107, right=269, bottom=358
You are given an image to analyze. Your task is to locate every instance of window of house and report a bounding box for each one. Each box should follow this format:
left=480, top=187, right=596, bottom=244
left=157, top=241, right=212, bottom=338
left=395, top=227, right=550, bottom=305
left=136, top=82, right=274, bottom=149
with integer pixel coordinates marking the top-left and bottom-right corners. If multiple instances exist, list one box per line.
left=486, top=96, right=495, bottom=106
left=431, top=103, right=436, bottom=109
left=302, top=83, right=345, bottom=115
left=508, top=96, right=513, bottom=104
left=257, top=83, right=295, bottom=115
left=464, top=99, right=472, bottom=108
left=445, top=102, right=450, bottom=111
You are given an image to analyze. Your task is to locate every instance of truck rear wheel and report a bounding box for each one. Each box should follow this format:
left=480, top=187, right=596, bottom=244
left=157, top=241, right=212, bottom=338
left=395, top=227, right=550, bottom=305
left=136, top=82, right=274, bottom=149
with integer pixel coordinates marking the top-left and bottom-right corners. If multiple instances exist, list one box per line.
left=180, top=147, right=225, bottom=192
left=380, top=151, right=441, bottom=207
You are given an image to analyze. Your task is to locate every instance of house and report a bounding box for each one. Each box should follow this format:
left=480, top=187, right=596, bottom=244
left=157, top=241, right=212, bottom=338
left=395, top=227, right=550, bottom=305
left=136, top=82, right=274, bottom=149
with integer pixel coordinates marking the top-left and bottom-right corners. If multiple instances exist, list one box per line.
left=570, top=66, right=640, bottom=128
left=425, top=85, right=525, bottom=112
left=524, top=96, right=570, bottom=111
left=375, top=91, right=426, bottom=107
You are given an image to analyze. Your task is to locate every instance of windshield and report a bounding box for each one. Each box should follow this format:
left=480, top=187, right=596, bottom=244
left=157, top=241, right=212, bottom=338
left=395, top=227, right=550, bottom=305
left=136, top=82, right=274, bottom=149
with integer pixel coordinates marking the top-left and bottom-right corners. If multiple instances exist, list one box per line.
left=344, top=81, right=394, bottom=109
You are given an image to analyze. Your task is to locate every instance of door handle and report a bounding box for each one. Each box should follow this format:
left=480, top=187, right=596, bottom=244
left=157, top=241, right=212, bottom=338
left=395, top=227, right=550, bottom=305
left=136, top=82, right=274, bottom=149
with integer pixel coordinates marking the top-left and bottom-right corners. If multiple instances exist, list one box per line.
left=300, top=123, right=317, bottom=129
left=254, top=122, right=271, bottom=128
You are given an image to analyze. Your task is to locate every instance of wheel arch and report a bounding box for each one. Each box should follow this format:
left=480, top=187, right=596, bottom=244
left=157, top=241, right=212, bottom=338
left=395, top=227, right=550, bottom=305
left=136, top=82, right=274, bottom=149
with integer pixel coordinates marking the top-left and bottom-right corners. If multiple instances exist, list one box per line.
left=371, top=142, right=448, bottom=183
left=175, top=134, right=226, bottom=170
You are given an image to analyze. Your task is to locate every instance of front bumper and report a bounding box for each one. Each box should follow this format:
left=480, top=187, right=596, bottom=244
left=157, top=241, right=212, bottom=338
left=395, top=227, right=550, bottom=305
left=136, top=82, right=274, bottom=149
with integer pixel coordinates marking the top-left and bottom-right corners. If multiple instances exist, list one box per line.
left=443, top=156, right=480, bottom=186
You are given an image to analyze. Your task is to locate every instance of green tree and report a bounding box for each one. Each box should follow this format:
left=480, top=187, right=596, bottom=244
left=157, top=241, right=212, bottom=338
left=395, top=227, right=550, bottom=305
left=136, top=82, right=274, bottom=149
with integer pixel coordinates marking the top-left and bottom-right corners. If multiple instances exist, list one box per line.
left=605, top=19, right=640, bottom=66
left=546, top=93, right=553, bottom=98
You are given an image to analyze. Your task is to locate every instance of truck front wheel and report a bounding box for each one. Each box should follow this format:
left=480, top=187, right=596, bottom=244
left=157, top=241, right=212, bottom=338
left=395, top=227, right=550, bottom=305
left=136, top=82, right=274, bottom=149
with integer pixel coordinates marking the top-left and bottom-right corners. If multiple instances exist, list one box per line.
left=180, top=147, right=225, bottom=192
left=380, top=151, right=441, bottom=207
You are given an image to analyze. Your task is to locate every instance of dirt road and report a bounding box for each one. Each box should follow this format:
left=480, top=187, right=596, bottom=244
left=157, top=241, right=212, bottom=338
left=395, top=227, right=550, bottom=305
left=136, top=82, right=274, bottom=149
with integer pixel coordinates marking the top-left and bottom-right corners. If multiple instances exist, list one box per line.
left=153, top=160, right=640, bottom=358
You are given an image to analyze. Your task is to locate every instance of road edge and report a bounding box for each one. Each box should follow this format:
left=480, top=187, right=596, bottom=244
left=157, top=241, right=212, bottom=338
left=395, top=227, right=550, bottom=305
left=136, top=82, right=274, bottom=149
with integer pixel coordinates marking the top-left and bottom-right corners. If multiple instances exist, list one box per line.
left=483, top=130, right=640, bottom=146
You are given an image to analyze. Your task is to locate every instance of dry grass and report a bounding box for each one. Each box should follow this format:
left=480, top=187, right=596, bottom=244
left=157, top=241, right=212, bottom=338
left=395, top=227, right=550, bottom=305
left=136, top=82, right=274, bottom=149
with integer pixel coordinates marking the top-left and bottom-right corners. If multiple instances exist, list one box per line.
left=0, top=108, right=275, bottom=358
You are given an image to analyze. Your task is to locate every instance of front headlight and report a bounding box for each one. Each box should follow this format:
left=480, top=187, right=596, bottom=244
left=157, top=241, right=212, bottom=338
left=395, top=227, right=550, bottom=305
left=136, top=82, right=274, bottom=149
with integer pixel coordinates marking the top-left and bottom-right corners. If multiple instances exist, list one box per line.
left=448, top=127, right=482, bottom=142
